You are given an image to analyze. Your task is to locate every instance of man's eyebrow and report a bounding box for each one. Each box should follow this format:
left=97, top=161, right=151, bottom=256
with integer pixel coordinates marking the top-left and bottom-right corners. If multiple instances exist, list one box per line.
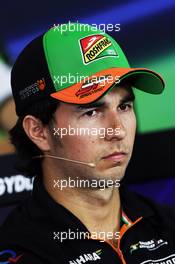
left=76, top=101, right=106, bottom=110
left=120, top=92, right=135, bottom=104
left=75, top=91, right=135, bottom=111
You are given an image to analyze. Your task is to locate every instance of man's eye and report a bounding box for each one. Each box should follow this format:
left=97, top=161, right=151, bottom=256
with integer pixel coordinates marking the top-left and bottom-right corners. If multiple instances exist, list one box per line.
left=119, top=103, right=132, bottom=112
left=84, top=109, right=97, bottom=117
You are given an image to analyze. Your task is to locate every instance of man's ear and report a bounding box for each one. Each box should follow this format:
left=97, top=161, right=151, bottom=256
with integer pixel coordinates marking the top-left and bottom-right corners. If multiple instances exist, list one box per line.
left=22, top=115, right=51, bottom=152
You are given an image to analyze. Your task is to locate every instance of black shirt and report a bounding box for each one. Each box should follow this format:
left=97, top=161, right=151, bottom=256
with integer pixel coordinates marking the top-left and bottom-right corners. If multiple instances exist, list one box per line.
left=0, top=175, right=175, bottom=264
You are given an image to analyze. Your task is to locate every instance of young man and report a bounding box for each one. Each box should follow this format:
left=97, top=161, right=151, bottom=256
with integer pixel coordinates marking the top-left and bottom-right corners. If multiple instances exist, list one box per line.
left=0, top=23, right=175, bottom=264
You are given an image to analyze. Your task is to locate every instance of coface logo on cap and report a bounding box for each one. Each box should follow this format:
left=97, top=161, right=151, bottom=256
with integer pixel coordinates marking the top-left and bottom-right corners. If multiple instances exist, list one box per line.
left=79, top=35, right=118, bottom=64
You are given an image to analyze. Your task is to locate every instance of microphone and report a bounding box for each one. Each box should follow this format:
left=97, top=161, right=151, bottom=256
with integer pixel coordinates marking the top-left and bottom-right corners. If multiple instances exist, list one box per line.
left=32, top=154, right=96, bottom=168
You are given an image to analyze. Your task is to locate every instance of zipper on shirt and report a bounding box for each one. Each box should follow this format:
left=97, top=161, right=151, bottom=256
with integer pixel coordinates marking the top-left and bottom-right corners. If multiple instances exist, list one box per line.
left=87, top=213, right=143, bottom=264
left=106, top=215, right=143, bottom=263
left=85, top=210, right=143, bottom=264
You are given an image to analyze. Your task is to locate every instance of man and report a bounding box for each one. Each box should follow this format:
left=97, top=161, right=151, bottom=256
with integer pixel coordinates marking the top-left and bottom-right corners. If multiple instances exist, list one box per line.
left=0, top=23, right=175, bottom=264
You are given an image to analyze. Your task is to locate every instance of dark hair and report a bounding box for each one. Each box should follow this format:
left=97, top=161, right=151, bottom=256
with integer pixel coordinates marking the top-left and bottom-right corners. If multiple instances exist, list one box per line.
left=10, top=98, right=59, bottom=177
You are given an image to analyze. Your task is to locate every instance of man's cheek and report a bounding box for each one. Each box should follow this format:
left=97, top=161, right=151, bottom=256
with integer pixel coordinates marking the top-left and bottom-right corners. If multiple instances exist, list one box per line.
left=65, top=137, right=90, bottom=155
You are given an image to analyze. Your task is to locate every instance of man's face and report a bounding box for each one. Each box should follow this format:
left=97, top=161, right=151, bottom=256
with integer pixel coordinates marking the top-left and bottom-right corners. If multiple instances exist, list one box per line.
left=48, top=84, right=136, bottom=184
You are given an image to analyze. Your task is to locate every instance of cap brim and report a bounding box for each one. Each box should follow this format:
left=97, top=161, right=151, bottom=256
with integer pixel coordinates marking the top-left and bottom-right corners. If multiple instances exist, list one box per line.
left=50, top=67, right=165, bottom=104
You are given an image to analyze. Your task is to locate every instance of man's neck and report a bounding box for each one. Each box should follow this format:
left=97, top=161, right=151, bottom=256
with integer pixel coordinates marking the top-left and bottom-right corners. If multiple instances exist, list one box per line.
left=43, top=173, right=121, bottom=243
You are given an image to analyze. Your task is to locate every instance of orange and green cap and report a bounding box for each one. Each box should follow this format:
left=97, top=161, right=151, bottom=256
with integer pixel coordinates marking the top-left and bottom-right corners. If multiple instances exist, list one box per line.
left=11, top=23, right=165, bottom=115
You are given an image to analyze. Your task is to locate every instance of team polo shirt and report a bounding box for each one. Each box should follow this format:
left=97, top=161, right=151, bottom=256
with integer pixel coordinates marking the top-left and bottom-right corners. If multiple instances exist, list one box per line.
left=0, top=175, right=175, bottom=264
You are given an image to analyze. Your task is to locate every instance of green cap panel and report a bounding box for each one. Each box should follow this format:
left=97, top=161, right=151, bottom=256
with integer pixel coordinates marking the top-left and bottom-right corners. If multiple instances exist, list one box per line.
left=43, top=23, right=130, bottom=91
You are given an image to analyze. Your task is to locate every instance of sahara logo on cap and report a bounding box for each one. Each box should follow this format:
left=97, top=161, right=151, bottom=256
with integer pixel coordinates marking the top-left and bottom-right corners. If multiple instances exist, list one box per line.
left=75, top=74, right=111, bottom=99
left=79, top=35, right=118, bottom=64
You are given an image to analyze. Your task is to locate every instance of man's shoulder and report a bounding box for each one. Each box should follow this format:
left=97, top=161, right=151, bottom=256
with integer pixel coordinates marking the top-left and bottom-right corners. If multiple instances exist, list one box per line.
left=0, top=200, right=46, bottom=263
left=0, top=198, right=64, bottom=263
left=0, top=199, right=33, bottom=234
left=120, top=185, right=175, bottom=227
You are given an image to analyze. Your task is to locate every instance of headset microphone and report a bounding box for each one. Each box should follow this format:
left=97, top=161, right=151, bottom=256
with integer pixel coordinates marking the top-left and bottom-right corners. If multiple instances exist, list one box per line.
left=33, top=154, right=96, bottom=168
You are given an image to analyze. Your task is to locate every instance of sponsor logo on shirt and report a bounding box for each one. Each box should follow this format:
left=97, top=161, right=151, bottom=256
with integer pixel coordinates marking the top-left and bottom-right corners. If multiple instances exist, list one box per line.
left=140, top=253, right=175, bottom=264
left=0, top=250, right=23, bottom=263
left=69, top=249, right=102, bottom=264
left=130, top=239, right=168, bottom=254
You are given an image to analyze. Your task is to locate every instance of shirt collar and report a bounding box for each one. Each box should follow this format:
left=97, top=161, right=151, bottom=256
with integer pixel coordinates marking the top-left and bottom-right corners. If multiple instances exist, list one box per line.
left=119, top=183, right=155, bottom=222
left=30, top=176, right=155, bottom=231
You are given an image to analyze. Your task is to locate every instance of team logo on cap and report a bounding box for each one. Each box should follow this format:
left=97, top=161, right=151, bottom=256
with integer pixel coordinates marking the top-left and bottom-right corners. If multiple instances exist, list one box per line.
left=37, top=78, right=46, bottom=90
left=19, top=78, right=46, bottom=100
left=75, top=74, right=111, bottom=99
left=79, top=35, right=118, bottom=64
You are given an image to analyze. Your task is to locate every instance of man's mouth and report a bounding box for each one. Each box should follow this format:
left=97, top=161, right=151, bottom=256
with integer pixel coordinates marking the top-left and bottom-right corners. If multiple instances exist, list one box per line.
left=102, top=151, right=127, bottom=162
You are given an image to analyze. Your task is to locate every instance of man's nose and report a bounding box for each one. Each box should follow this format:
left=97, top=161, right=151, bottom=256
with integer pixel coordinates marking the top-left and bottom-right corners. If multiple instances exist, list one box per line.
left=104, top=110, right=126, bottom=141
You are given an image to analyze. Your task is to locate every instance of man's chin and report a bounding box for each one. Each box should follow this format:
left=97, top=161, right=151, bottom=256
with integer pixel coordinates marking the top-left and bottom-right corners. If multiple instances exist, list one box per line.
left=98, top=165, right=126, bottom=180
left=93, top=172, right=125, bottom=187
